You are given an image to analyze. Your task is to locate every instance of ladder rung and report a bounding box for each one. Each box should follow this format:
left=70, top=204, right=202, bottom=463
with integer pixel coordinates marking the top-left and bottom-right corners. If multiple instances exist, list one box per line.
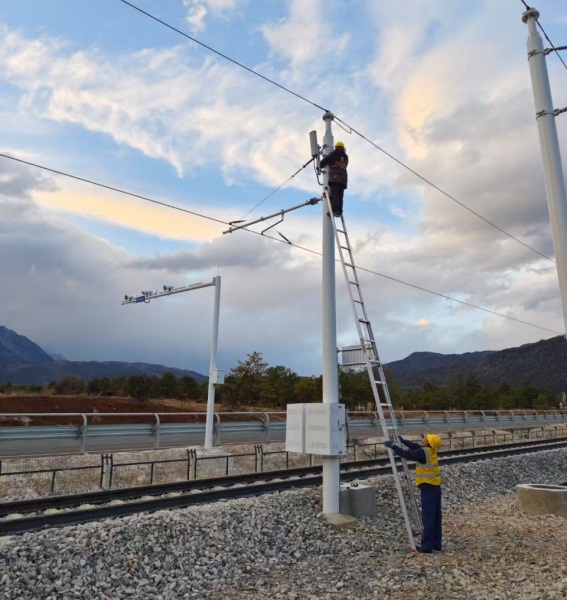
left=359, top=319, right=370, bottom=324
left=336, top=229, right=345, bottom=234
left=345, top=262, right=355, bottom=268
left=349, top=281, right=359, bottom=286
left=354, top=300, right=363, bottom=304
left=340, top=245, right=350, bottom=250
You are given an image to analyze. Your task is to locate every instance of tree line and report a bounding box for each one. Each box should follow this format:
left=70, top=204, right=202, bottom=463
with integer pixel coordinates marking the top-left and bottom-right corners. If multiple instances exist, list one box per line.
left=0, top=351, right=561, bottom=410
left=215, top=352, right=560, bottom=411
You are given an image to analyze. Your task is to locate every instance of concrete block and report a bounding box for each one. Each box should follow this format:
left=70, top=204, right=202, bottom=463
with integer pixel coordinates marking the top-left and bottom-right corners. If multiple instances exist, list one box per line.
left=516, top=483, right=567, bottom=517
left=339, top=482, right=377, bottom=519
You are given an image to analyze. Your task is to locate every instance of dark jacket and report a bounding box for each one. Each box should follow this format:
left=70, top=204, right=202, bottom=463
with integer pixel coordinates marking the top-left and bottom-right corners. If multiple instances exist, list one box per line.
left=389, top=437, right=427, bottom=464
left=320, top=147, right=348, bottom=188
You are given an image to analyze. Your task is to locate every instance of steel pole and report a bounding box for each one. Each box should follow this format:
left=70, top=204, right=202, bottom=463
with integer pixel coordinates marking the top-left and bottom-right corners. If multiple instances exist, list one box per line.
left=321, top=111, right=340, bottom=514
left=204, top=275, right=221, bottom=450
left=523, top=8, right=567, bottom=333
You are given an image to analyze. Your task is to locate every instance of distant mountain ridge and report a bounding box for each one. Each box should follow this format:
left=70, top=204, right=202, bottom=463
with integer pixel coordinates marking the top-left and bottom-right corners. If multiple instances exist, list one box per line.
left=0, top=326, right=206, bottom=384
left=387, top=336, right=567, bottom=392
left=0, top=327, right=53, bottom=366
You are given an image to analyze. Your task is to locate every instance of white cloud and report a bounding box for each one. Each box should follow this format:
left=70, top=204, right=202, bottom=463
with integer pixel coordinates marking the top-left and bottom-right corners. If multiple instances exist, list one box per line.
left=261, top=0, right=349, bottom=69
left=182, top=0, right=240, bottom=31
left=0, top=1, right=565, bottom=372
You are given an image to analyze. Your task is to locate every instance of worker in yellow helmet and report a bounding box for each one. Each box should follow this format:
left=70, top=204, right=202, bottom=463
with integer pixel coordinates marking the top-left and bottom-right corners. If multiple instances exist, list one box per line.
left=320, top=141, right=348, bottom=217
left=385, top=433, right=442, bottom=553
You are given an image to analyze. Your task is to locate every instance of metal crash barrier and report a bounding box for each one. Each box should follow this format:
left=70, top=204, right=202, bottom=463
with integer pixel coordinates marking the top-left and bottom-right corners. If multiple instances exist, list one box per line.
left=0, top=409, right=566, bottom=458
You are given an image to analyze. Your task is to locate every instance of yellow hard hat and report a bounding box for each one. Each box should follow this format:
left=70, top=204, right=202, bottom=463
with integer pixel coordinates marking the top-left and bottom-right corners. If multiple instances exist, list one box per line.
left=335, top=141, right=345, bottom=149
left=426, top=434, right=442, bottom=451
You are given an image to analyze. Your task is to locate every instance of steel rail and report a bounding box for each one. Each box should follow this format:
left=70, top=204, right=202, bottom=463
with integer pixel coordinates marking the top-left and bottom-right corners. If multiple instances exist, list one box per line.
left=0, top=435, right=563, bottom=517
left=1, top=437, right=566, bottom=535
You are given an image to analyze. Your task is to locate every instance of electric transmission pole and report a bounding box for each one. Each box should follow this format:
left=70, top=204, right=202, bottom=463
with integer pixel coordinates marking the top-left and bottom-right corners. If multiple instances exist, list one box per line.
left=321, top=111, right=341, bottom=514
left=523, top=7, right=567, bottom=333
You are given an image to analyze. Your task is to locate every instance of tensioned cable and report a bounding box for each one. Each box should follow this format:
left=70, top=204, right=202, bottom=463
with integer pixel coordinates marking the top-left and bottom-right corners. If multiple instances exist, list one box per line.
left=332, top=116, right=556, bottom=264
left=2, top=152, right=561, bottom=336
left=117, top=0, right=555, bottom=264
left=521, top=0, right=567, bottom=71
left=239, top=157, right=314, bottom=220
left=117, top=0, right=328, bottom=113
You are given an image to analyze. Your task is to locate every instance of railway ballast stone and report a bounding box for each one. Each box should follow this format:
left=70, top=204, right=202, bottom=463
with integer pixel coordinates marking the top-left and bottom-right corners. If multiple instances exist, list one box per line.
left=0, top=448, right=565, bottom=599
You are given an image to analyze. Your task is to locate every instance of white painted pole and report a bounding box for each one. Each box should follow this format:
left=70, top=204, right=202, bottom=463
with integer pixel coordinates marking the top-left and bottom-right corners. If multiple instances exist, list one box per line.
left=204, top=275, right=221, bottom=450
left=523, top=8, right=567, bottom=333
left=321, top=111, right=340, bottom=514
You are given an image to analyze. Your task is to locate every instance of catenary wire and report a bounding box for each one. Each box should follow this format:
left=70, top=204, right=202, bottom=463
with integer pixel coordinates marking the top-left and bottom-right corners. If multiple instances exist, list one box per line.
left=1, top=152, right=561, bottom=336
left=117, top=0, right=328, bottom=113
left=332, top=116, right=556, bottom=264
left=239, top=157, right=314, bottom=220
left=117, top=0, right=555, bottom=265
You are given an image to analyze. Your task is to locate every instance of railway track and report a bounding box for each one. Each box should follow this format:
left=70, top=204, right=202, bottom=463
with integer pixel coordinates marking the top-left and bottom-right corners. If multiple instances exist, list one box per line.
left=1, top=437, right=565, bottom=535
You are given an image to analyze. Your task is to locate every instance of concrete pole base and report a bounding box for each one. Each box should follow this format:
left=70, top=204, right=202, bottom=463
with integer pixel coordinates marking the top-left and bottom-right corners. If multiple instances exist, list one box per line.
left=324, top=512, right=358, bottom=529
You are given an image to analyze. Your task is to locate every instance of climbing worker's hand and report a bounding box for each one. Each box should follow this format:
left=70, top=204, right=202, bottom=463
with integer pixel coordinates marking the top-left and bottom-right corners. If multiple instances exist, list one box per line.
left=384, top=440, right=394, bottom=449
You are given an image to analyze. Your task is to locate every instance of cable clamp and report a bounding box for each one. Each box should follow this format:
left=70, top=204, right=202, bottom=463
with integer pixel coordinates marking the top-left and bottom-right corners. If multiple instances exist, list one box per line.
left=536, top=107, right=567, bottom=119
left=544, top=46, right=567, bottom=56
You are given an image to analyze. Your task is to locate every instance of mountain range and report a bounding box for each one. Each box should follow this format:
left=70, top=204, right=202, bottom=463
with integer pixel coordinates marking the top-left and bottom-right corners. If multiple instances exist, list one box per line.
left=1, top=326, right=566, bottom=391
left=386, top=335, right=567, bottom=392
left=0, top=327, right=206, bottom=384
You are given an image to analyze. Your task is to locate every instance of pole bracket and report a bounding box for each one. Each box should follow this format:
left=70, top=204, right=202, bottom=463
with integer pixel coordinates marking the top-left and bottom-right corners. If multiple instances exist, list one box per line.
left=536, top=107, right=567, bottom=119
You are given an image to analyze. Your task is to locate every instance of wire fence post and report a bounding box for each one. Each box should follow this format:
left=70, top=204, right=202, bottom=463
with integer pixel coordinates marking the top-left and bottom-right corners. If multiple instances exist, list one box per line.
left=101, top=454, right=113, bottom=489
left=254, top=444, right=264, bottom=472
left=189, top=449, right=197, bottom=480
left=80, top=413, right=88, bottom=453
left=154, top=414, right=161, bottom=450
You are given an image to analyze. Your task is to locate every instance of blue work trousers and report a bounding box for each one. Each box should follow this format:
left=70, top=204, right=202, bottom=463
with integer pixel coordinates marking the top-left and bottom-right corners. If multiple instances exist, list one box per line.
left=420, top=484, right=442, bottom=552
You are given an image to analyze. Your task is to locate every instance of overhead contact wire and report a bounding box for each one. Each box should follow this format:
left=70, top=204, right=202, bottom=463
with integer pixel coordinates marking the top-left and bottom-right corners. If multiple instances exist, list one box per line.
left=117, top=0, right=328, bottom=113
left=239, top=157, right=314, bottom=220
left=1, top=152, right=561, bottom=336
left=118, top=0, right=555, bottom=265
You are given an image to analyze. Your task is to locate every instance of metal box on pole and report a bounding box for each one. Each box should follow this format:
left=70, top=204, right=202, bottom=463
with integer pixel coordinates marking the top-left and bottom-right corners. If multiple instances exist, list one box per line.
left=285, top=403, right=307, bottom=453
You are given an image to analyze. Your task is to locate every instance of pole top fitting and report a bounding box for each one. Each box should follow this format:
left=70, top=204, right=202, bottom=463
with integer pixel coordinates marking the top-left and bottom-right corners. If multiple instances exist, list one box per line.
left=322, top=111, right=335, bottom=122
left=522, top=7, right=540, bottom=23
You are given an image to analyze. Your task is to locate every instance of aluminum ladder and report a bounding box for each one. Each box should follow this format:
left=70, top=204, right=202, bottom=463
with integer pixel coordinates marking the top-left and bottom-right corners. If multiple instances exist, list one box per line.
left=323, top=188, right=423, bottom=552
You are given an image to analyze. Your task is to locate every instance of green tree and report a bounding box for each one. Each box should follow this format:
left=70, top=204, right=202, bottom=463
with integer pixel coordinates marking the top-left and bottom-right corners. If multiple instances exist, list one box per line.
left=339, top=370, right=373, bottom=410
left=126, top=373, right=153, bottom=402
left=179, top=375, right=200, bottom=399
left=260, top=366, right=299, bottom=408
left=54, top=375, right=86, bottom=395
left=222, top=351, right=267, bottom=408
left=293, top=375, right=322, bottom=404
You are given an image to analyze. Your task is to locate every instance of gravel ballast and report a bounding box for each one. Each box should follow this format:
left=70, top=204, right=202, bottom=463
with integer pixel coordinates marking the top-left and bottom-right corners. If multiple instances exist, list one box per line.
left=1, top=449, right=566, bottom=599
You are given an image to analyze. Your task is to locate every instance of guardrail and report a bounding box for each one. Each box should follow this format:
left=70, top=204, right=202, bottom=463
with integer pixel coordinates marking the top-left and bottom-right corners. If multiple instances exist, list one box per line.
left=0, top=409, right=566, bottom=458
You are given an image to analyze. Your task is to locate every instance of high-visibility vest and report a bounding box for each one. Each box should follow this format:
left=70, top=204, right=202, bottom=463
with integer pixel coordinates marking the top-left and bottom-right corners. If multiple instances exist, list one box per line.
left=415, top=447, right=441, bottom=486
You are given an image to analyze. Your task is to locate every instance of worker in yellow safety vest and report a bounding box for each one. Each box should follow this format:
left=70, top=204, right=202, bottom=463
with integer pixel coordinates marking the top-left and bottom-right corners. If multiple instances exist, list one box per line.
left=384, top=434, right=442, bottom=553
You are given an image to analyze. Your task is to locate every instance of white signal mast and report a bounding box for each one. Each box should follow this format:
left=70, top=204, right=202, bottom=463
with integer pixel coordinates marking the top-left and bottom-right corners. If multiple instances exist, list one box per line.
left=122, top=277, right=223, bottom=450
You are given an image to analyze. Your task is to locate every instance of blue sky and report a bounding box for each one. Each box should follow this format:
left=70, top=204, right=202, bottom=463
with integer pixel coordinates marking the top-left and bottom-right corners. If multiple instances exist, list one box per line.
left=0, top=0, right=566, bottom=377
